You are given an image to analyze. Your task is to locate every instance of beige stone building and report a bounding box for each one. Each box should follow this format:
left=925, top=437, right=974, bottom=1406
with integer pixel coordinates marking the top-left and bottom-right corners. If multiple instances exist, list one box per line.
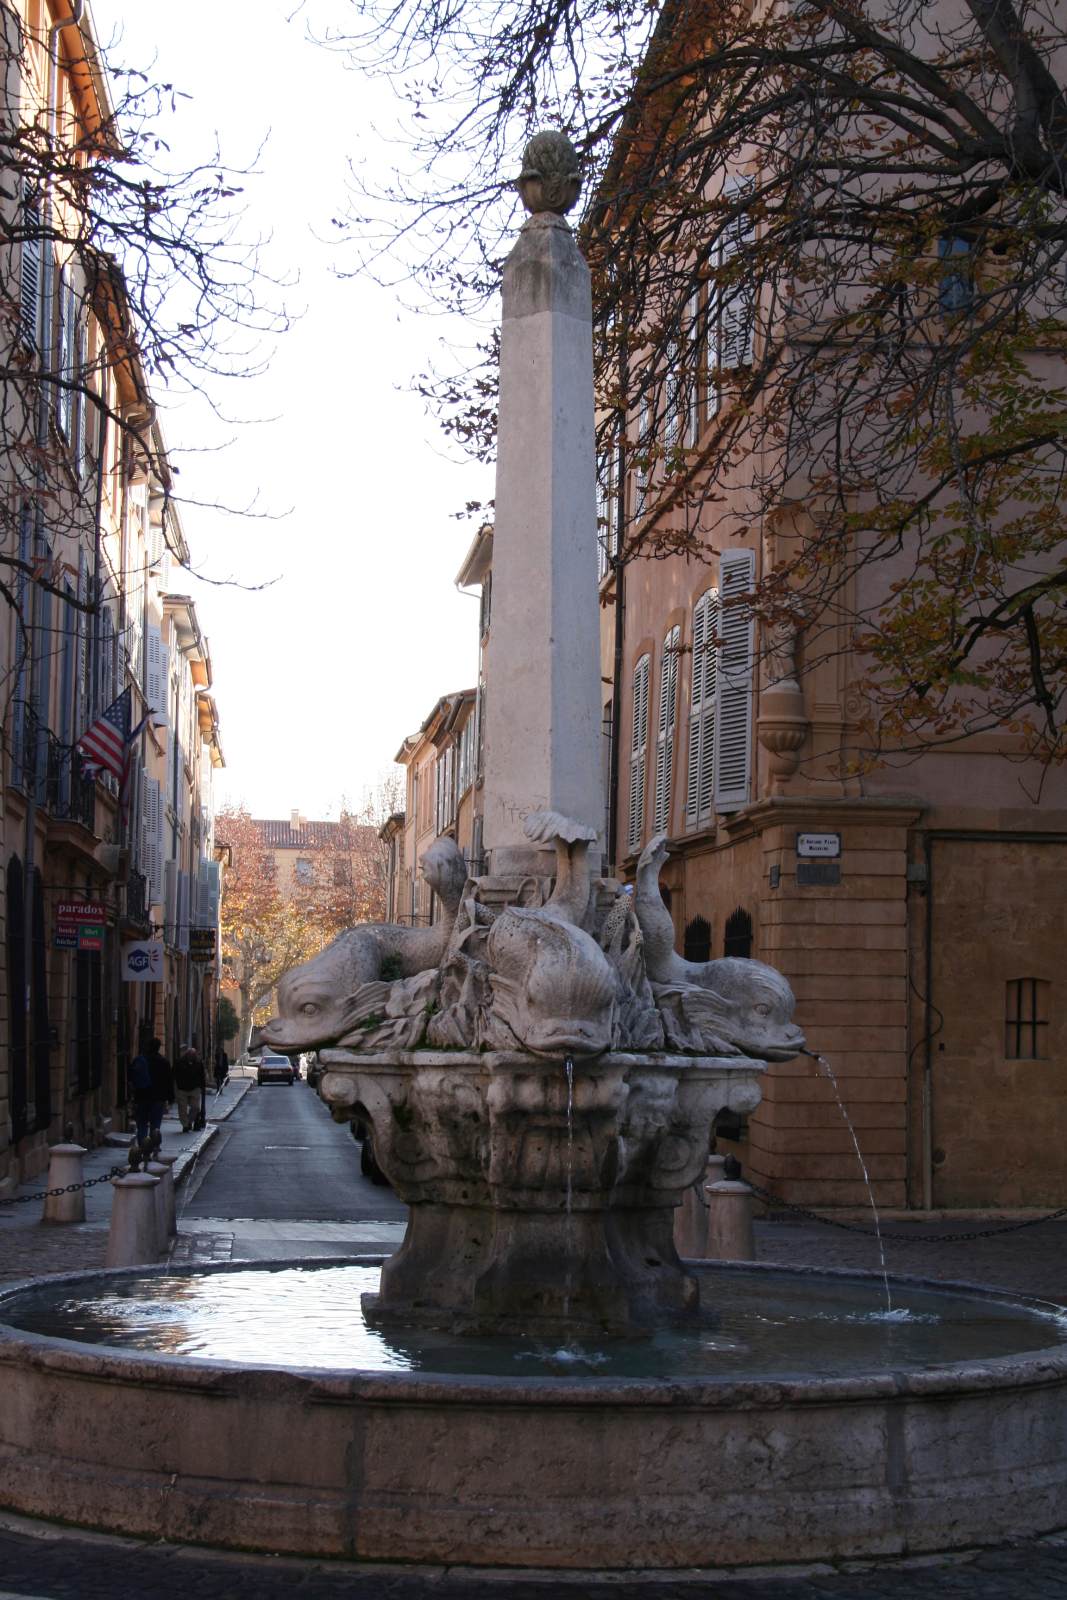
left=598, top=301, right=1067, bottom=1220
left=0, top=3, right=225, bottom=1190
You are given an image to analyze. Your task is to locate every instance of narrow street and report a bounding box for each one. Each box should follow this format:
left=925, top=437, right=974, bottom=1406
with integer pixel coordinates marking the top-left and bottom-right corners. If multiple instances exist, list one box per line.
left=174, top=1075, right=408, bottom=1263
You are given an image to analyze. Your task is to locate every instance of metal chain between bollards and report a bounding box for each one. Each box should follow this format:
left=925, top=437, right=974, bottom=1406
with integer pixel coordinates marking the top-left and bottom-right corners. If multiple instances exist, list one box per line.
left=744, top=1179, right=1067, bottom=1244
left=0, top=1166, right=128, bottom=1208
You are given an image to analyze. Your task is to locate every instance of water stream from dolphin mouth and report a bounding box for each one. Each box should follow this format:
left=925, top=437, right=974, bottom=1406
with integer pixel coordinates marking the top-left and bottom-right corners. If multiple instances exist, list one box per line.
left=804, top=1048, right=892, bottom=1313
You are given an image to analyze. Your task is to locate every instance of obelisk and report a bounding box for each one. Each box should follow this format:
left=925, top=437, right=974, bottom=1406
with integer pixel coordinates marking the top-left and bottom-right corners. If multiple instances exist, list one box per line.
left=482, top=132, right=604, bottom=876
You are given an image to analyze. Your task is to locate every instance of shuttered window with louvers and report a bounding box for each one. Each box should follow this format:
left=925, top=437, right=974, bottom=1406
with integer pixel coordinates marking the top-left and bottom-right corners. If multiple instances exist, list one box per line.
left=685, top=588, right=719, bottom=829
left=714, top=548, right=755, bottom=812
left=719, top=188, right=755, bottom=371
left=653, top=626, right=679, bottom=835
left=19, top=185, right=41, bottom=349
left=627, top=653, right=650, bottom=853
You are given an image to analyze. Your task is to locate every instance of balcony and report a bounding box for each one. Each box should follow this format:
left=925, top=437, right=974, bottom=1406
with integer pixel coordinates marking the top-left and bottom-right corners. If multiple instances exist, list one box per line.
left=46, top=732, right=96, bottom=830
left=9, top=706, right=98, bottom=836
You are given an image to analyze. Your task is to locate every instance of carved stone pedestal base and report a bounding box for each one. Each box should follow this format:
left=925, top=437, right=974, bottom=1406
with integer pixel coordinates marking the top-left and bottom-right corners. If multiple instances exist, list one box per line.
left=320, top=1048, right=764, bottom=1338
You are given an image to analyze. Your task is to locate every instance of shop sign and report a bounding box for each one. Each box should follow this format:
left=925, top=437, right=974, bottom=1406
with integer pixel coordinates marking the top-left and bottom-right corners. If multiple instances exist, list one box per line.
left=56, top=901, right=106, bottom=923
left=189, top=928, right=217, bottom=962
left=55, top=901, right=107, bottom=950
left=121, top=941, right=164, bottom=982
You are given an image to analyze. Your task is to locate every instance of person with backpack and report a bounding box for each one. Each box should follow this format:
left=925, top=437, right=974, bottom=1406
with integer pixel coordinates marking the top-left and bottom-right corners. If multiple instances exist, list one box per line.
left=128, top=1038, right=173, bottom=1150
left=174, top=1044, right=207, bottom=1132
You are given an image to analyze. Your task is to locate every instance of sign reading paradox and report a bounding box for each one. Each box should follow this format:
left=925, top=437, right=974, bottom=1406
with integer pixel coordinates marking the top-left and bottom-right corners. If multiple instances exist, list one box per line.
left=796, top=832, right=842, bottom=859
left=54, top=901, right=107, bottom=950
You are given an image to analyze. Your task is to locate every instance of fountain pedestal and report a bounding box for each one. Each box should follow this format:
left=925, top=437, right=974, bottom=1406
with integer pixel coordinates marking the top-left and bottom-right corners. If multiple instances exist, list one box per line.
left=319, top=1048, right=763, bottom=1336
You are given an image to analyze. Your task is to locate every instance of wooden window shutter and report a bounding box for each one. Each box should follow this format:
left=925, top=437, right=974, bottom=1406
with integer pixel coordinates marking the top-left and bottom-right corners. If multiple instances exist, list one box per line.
left=714, top=549, right=755, bottom=812
left=720, top=185, right=755, bottom=371
left=627, top=653, right=650, bottom=853
left=686, top=589, right=719, bottom=827
left=653, top=626, right=679, bottom=834
left=145, top=623, right=162, bottom=722
left=20, top=185, right=41, bottom=350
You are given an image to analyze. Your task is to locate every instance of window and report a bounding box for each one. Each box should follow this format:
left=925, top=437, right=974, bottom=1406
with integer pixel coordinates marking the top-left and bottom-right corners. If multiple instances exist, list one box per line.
left=55, top=267, right=78, bottom=442
left=939, top=235, right=973, bottom=316
left=294, top=857, right=314, bottom=884
left=333, top=859, right=351, bottom=887
left=627, top=654, right=650, bottom=853
left=684, top=288, right=704, bottom=447
left=686, top=588, right=719, bottom=828
left=19, top=183, right=41, bottom=350
left=684, top=915, right=712, bottom=963
left=596, top=435, right=618, bottom=578
left=714, top=549, right=755, bottom=812
left=1005, top=979, right=1049, bottom=1060
left=703, top=182, right=755, bottom=417
left=435, top=742, right=455, bottom=832
left=662, top=338, right=681, bottom=454
left=653, top=626, right=680, bottom=835
left=632, top=393, right=650, bottom=520
left=457, top=712, right=476, bottom=799
left=479, top=570, right=492, bottom=639
left=724, top=907, right=753, bottom=958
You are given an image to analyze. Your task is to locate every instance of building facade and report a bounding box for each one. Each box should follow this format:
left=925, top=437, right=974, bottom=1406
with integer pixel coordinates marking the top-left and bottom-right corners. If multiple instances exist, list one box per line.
left=0, top=3, right=224, bottom=1191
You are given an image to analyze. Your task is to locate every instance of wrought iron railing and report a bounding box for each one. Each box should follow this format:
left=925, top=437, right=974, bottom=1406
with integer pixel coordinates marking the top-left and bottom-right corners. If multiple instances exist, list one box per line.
left=11, top=701, right=45, bottom=799
left=45, top=731, right=96, bottom=829
left=125, top=869, right=149, bottom=927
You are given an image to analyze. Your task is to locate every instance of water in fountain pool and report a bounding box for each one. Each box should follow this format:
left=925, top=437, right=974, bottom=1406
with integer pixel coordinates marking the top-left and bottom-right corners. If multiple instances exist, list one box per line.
left=4, top=1262, right=1066, bottom=1380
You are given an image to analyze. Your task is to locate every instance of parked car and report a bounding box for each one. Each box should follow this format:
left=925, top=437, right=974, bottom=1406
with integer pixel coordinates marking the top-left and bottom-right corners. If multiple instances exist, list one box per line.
left=257, top=1051, right=296, bottom=1085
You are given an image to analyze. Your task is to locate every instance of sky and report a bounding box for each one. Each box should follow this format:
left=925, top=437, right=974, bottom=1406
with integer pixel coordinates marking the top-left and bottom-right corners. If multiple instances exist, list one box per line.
left=91, top=0, right=495, bottom=822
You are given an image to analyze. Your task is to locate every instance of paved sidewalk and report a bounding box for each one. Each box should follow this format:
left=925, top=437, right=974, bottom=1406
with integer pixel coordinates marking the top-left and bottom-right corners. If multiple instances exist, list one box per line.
left=0, top=1073, right=252, bottom=1287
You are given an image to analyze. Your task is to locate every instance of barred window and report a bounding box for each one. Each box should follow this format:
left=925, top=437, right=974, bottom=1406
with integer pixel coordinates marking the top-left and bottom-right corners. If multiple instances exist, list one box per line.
left=1004, top=979, right=1049, bottom=1060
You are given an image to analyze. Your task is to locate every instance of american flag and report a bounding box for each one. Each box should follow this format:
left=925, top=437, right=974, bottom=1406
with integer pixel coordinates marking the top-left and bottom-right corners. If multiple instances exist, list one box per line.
left=76, top=689, right=132, bottom=782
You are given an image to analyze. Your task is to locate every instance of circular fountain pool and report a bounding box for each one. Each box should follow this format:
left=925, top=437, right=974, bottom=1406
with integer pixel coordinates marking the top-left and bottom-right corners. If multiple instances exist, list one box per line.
left=1, top=1259, right=1065, bottom=1569
left=5, top=1259, right=1067, bottom=1379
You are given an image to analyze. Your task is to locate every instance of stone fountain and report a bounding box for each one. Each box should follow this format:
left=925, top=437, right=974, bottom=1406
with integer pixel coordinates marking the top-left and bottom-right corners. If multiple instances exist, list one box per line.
left=259, top=127, right=800, bottom=1339
left=0, top=133, right=1065, bottom=1572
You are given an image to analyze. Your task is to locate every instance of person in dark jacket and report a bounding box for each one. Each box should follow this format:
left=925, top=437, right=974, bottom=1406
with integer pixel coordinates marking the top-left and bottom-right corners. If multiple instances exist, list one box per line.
left=174, top=1044, right=207, bottom=1132
left=129, top=1038, right=173, bottom=1149
left=213, top=1045, right=229, bottom=1094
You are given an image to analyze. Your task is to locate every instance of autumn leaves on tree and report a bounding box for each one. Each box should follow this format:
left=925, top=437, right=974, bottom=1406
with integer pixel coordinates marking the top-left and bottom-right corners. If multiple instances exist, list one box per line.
left=335, top=0, right=1067, bottom=769
left=215, top=804, right=393, bottom=1050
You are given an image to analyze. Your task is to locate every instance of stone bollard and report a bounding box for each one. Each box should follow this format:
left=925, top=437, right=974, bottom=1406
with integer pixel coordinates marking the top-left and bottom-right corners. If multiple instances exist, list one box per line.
left=146, top=1159, right=176, bottom=1243
left=42, top=1143, right=88, bottom=1225
left=674, top=1152, right=726, bottom=1258
left=105, top=1173, right=162, bottom=1268
left=707, top=1159, right=755, bottom=1262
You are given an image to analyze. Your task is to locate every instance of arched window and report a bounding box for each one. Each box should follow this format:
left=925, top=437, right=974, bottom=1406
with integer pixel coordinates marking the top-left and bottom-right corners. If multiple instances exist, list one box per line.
left=684, top=915, right=712, bottom=963
left=724, top=906, right=753, bottom=958
left=653, top=626, right=679, bottom=835
left=627, top=654, right=650, bottom=853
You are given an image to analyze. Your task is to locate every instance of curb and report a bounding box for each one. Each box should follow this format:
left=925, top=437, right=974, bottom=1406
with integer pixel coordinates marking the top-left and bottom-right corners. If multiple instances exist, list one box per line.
left=171, top=1125, right=217, bottom=1189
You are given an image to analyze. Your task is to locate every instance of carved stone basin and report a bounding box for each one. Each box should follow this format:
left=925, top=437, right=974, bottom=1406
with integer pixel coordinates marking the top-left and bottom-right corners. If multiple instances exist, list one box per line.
left=318, top=1049, right=763, bottom=1337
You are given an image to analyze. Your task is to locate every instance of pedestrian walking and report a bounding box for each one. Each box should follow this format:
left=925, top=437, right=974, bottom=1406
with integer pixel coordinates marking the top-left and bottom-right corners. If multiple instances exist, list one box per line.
left=174, top=1044, right=207, bottom=1132
left=128, top=1038, right=173, bottom=1152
